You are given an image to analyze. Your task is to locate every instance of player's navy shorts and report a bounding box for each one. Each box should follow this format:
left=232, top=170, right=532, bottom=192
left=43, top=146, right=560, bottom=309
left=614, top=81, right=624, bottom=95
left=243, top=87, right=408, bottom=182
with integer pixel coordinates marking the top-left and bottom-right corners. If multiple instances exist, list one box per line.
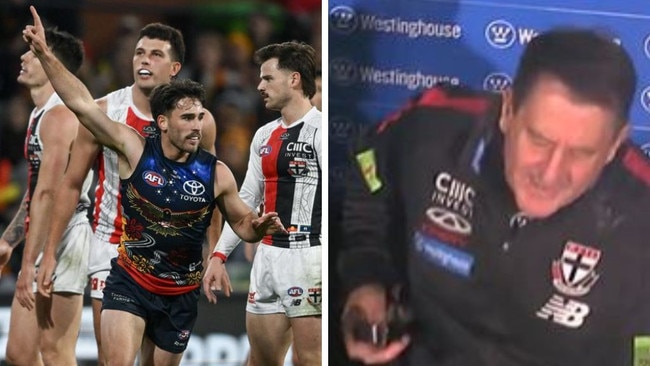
left=102, top=259, right=199, bottom=353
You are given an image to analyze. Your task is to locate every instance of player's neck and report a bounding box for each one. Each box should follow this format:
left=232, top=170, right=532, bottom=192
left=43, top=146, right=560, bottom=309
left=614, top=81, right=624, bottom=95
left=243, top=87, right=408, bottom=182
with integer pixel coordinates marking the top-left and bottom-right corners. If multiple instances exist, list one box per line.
left=160, top=136, right=192, bottom=163
left=30, top=83, right=55, bottom=110
left=131, top=83, right=153, bottom=117
left=280, top=97, right=313, bottom=126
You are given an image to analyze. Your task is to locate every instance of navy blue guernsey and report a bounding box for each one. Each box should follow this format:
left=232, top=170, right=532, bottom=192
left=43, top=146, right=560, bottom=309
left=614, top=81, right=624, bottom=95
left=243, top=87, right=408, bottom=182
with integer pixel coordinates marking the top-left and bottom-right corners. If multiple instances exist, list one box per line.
left=117, top=137, right=217, bottom=295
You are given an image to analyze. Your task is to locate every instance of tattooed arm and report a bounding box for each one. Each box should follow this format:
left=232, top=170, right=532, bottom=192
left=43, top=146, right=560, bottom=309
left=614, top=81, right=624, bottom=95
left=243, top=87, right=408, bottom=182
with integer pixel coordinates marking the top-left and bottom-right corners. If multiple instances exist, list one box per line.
left=0, top=192, right=28, bottom=272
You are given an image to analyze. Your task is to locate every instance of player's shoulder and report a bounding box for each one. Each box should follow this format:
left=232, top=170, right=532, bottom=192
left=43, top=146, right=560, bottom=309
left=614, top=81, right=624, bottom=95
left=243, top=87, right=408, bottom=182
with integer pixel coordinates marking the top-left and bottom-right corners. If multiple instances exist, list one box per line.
left=303, top=107, right=321, bottom=129
left=97, top=86, right=132, bottom=111
left=614, top=143, right=650, bottom=193
left=596, top=143, right=650, bottom=228
left=257, top=116, right=284, bottom=134
left=376, top=84, right=498, bottom=135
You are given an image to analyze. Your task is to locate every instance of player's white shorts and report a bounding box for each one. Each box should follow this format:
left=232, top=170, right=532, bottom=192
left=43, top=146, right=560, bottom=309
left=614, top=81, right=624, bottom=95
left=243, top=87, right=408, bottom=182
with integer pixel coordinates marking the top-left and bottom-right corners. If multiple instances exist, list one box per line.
left=34, top=217, right=91, bottom=294
left=87, top=234, right=119, bottom=299
left=246, top=244, right=322, bottom=317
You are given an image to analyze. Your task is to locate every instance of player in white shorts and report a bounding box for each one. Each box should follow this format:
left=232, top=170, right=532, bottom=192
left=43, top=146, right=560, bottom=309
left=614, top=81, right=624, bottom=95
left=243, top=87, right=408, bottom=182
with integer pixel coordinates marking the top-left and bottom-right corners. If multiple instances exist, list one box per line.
left=0, top=27, right=92, bottom=366
left=35, top=23, right=219, bottom=365
left=203, top=41, right=322, bottom=366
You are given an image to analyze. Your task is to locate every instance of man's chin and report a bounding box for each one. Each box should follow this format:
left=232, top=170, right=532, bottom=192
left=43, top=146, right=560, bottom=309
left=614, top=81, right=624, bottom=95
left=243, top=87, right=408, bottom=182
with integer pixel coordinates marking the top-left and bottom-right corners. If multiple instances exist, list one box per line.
left=516, top=195, right=562, bottom=219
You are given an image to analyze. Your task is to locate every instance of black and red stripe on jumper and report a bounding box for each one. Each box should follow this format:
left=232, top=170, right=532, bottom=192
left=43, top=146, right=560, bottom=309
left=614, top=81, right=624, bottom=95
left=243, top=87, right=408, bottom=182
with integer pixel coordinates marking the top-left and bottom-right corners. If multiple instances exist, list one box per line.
left=261, top=122, right=321, bottom=247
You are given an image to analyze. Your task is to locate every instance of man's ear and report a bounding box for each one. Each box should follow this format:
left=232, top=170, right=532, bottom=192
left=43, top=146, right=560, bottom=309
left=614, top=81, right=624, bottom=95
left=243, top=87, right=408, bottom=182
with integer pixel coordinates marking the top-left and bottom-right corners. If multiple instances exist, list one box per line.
left=157, top=114, right=168, bottom=132
left=499, top=88, right=514, bottom=133
left=170, top=61, right=181, bottom=78
left=290, top=71, right=301, bottom=88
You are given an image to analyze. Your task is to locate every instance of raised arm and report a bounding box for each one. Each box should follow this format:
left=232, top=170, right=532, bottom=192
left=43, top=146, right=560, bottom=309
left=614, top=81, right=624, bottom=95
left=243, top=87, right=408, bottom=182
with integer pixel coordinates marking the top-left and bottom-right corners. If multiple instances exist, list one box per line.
left=22, top=6, right=143, bottom=168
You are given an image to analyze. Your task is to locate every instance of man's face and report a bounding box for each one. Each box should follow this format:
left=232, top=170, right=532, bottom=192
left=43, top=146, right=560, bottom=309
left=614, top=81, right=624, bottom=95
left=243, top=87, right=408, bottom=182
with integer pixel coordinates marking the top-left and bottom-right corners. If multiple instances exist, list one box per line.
left=311, top=76, right=322, bottom=111
left=501, top=76, right=627, bottom=218
left=18, top=50, right=48, bottom=88
left=132, top=37, right=180, bottom=92
left=257, top=58, right=293, bottom=111
left=160, top=97, right=204, bottom=155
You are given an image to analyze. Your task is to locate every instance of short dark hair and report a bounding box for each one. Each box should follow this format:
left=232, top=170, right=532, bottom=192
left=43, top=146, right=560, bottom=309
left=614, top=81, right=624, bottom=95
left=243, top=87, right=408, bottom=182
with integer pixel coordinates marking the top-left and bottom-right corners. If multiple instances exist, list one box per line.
left=150, top=79, right=205, bottom=120
left=45, top=28, right=84, bottom=74
left=254, top=41, right=317, bottom=98
left=138, top=23, right=186, bottom=64
left=512, top=28, right=636, bottom=129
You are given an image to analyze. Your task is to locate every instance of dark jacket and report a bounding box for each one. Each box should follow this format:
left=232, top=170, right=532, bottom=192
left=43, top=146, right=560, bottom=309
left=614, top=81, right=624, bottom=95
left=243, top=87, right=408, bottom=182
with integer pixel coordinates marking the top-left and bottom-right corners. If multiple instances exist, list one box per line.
left=338, top=86, right=650, bottom=366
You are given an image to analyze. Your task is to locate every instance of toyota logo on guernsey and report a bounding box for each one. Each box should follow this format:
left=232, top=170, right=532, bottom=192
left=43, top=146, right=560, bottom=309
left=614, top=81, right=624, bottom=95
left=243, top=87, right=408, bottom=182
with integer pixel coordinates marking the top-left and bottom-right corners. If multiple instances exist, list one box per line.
left=485, top=20, right=516, bottom=49
left=483, top=72, right=512, bottom=92
left=329, top=5, right=358, bottom=35
left=641, top=85, right=650, bottom=113
left=330, top=58, right=358, bottom=86
left=183, top=180, right=205, bottom=196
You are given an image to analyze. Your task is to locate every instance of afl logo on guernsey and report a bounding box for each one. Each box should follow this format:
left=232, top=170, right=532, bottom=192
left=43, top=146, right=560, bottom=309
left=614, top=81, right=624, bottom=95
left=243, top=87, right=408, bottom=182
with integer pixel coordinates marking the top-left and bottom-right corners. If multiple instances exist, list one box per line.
left=287, top=287, right=303, bottom=297
left=142, top=171, right=166, bottom=187
left=259, top=145, right=272, bottom=156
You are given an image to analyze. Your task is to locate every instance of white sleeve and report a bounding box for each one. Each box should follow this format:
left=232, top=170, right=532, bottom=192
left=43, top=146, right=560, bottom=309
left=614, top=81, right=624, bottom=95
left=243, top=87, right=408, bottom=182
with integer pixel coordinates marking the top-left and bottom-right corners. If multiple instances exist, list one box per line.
left=214, top=127, right=265, bottom=258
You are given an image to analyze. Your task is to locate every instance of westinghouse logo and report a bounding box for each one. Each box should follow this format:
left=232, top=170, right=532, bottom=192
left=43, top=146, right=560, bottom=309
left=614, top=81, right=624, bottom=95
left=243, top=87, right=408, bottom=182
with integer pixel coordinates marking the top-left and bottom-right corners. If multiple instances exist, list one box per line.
left=330, top=58, right=358, bottom=86
left=641, top=85, right=650, bottom=113
left=485, top=20, right=516, bottom=48
left=330, top=115, right=358, bottom=144
left=485, top=19, right=537, bottom=49
left=330, top=5, right=358, bottom=35
left=483, top=72, right=512, bottom=92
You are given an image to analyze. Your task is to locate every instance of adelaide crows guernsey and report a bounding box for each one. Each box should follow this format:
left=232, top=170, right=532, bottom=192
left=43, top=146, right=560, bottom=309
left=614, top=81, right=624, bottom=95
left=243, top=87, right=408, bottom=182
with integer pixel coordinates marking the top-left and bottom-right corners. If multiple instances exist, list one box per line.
left=94, top=86, right=158, bottom=244
left=117, top=137, right=217, bottom=295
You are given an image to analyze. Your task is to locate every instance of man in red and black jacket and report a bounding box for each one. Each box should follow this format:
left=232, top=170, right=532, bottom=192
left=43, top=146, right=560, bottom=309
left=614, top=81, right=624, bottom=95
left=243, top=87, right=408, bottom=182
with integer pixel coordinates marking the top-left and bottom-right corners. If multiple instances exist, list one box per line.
left=338, top=28, right=650, bottom=366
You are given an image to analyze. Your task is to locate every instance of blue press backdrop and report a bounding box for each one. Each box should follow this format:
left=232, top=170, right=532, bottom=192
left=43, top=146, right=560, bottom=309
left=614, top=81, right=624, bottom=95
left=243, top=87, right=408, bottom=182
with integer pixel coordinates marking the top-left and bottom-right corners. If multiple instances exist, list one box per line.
left=329, top=0, right=650, bottom=194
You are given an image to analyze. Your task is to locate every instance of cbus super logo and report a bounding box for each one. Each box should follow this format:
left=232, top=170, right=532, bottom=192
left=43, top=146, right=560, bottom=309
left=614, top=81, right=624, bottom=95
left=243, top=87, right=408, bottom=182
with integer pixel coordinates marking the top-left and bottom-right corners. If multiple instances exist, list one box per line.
left=485, top=19, right=538, bottom=49
left=483, top=72, right=512, bottom=92
left=329, top=5, right=358, bottom=35
left=142, top=171, right=166, bottom=187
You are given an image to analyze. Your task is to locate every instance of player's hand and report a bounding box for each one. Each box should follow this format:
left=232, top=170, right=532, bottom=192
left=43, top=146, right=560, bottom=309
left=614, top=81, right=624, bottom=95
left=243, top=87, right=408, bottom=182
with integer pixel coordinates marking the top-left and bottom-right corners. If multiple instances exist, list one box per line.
left=201, top=255, right=233, bottom=304
left=22, top=6, right=48, bottom=57
left=15, top=264, right=36, bottom=310
left=342, top=284, right=411, bottom=364
left=36, top=249, right=57, bottom=298
left=0, top=238, right=14, bottom=276
left=252, top=212, right=288, bottom=237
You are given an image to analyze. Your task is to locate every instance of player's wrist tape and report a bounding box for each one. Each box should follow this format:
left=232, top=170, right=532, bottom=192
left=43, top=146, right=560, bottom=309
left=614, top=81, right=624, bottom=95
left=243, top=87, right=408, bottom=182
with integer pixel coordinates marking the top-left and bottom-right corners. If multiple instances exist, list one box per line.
left=211, top=251, right=227, bottom=263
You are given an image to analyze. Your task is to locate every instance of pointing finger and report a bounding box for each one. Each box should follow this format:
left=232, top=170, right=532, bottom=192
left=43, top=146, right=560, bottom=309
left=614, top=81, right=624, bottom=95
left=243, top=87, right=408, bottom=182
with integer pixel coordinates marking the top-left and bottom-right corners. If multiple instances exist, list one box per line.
left=30, top=6, right=43, bottom=28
